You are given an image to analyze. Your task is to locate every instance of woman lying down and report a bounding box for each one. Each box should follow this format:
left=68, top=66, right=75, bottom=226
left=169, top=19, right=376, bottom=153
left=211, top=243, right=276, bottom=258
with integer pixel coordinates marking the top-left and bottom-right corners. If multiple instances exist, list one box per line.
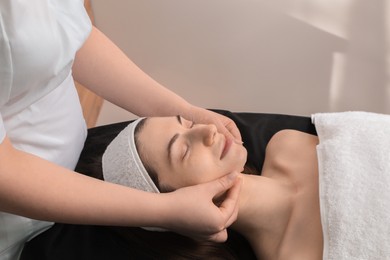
left=103, top=112, right=390, bottom=260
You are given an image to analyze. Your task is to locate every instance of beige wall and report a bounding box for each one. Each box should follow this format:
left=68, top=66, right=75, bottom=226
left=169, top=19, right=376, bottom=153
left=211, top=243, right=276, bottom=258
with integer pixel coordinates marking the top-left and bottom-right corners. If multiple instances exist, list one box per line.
left=91, top=0, right=390, bottom=126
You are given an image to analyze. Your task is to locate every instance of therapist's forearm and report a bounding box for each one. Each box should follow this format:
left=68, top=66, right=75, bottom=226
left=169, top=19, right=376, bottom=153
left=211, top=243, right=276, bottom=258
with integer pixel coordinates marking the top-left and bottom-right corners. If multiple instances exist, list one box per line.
left=0, top=136, right=168, bottom=227
left=72, top=26, right=192, bottom=117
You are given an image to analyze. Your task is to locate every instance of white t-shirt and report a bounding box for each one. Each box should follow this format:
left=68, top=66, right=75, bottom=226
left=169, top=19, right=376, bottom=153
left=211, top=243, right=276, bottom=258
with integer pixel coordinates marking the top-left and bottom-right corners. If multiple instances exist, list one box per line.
left=0, top=0, right=92, bottom=259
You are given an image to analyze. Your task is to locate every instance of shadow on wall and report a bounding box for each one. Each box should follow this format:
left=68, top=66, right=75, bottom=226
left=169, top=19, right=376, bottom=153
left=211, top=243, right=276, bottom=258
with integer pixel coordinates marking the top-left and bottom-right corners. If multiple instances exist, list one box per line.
left=92, top=0, right=389, bottom=125
left=330, top=0, right=388, bottom=113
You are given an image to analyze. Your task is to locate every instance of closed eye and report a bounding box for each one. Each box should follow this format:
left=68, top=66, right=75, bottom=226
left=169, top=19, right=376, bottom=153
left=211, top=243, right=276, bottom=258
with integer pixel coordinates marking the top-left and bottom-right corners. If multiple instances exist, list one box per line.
left=169, top=116, right=193, bottom=163
left=182, top=145, right=189, bottom=160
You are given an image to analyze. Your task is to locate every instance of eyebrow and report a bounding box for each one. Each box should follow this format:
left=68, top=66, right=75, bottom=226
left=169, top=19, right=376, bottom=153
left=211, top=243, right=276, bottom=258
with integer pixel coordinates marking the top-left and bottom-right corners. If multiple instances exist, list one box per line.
left=167, top=115, right=182, bottom=164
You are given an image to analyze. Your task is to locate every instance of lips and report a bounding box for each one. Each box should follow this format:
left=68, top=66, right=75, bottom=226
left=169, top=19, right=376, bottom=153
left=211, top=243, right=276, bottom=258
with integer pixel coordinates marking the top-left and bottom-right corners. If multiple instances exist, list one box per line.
left=220, top=136, right=233, bottom=160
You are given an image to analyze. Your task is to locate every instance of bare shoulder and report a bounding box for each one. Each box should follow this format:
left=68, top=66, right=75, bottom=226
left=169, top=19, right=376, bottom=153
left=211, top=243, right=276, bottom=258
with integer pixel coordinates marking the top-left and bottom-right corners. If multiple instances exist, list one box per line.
left=267, top=129, right=318, bottom=151
left=264, top=130, right=319, bottom=169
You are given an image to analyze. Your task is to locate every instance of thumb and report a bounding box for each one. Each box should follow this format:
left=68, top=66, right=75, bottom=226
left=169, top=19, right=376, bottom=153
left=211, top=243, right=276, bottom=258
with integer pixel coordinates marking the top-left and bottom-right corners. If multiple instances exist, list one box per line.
left=208, top=172, right=241, bottom=230
left=208, top=172, right=239, bottom=197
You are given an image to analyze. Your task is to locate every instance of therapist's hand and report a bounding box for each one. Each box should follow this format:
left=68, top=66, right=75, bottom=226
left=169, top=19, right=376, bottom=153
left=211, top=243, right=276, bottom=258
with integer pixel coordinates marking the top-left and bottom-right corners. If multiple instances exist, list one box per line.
left=183, top=106, right=242, bottom=142
left=162, top=172, right=242, bottom=242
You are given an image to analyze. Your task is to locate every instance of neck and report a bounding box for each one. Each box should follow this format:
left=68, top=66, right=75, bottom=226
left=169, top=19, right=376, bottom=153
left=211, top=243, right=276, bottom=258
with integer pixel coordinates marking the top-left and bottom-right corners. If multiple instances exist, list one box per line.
left=230, top=174, right=293, bottom=256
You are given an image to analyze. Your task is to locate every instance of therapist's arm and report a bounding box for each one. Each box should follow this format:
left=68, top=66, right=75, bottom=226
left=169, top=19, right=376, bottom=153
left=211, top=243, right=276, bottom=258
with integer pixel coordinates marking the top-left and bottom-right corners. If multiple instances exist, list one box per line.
left=0, top=136, right=240, bottom=242
left=72, top=26, right=191, bottom=117
left=72, top=26, right=242, bottom=140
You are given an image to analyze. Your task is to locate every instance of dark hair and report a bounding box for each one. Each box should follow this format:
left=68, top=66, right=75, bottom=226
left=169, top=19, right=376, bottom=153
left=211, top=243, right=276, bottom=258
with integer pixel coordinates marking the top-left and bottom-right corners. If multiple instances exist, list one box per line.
left=111, top=227, right=241, bottom=260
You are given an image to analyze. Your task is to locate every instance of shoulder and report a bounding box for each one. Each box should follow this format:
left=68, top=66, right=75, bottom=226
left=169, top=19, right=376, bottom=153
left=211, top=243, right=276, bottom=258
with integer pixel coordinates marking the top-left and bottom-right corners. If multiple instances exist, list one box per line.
left=267, top=129, right=317, bottom=149
left=264, top=130, right=318, bottom=170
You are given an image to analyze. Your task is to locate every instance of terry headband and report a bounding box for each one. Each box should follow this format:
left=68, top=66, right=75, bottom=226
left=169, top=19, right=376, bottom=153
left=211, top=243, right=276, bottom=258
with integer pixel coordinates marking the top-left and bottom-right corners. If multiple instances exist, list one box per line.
left=102, top=118, right=160, bottom=194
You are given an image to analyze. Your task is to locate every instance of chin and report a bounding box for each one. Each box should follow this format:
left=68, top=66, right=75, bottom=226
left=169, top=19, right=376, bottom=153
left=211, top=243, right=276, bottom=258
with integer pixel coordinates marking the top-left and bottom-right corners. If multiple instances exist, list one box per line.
left=225, top=144, right=248, bottom=172
left=236, top=146, right=248, bottom=172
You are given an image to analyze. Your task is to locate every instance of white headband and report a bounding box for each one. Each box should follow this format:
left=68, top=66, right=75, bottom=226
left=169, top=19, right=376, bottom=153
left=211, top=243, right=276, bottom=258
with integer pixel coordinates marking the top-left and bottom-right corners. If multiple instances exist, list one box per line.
left=102, top=118, right=160, bottom=193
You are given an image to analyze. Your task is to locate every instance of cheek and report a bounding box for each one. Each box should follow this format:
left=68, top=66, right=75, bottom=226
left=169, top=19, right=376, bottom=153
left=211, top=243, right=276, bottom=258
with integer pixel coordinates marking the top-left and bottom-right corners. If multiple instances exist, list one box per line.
left=175, top=146, right=247, bottom=187
left=159, top=160, right=216, bottom=189
left=188, top=156, right=237, bottom=185
left=183, top=157, right=221, bottom=185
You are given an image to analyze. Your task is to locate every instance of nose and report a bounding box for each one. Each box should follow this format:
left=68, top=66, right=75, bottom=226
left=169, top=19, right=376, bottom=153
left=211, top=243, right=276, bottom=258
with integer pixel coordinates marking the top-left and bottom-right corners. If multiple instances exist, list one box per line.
left=189, top=124, right=217, bottom=146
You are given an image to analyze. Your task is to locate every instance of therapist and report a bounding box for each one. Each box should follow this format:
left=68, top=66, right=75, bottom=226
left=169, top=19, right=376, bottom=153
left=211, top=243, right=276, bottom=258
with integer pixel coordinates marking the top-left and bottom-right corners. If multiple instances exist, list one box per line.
left=0, top=1, right=242, bottom=259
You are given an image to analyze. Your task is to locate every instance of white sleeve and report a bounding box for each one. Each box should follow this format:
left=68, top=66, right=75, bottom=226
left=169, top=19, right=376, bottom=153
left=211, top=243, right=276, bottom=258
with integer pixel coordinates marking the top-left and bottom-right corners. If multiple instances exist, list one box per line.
left=0, top=113, right=5, bottom=144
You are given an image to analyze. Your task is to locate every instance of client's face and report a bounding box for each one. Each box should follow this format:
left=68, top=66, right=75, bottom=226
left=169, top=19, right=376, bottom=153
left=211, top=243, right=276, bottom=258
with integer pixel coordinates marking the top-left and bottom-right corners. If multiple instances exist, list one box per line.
left=137, top=116, right=247, bottom=190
